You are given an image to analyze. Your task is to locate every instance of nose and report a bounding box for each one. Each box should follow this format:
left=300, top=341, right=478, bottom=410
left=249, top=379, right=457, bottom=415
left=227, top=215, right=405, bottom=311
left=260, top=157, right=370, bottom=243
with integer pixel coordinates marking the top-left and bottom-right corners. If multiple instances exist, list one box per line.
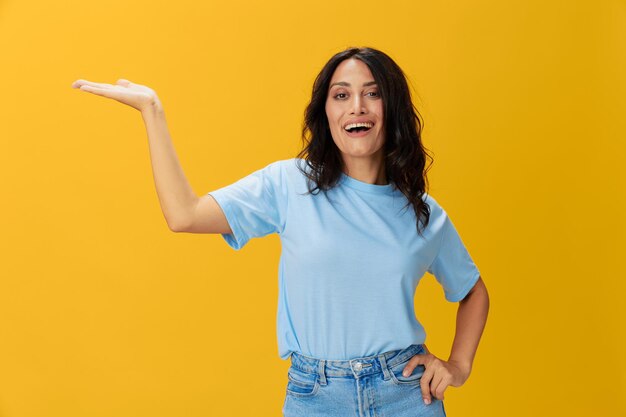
left=349, top=94, right=366, bottom=115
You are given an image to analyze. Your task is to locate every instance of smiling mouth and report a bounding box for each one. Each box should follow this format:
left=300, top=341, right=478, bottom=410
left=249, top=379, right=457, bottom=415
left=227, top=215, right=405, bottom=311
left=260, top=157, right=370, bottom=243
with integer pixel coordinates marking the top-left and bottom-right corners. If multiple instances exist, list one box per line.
left=344, top=122, right=374, bottom=137
left=344, top=125, right=373, bottom=137
left=346, top=126, right=370, bottom=133
left=344, top=122, right=374, bottom=132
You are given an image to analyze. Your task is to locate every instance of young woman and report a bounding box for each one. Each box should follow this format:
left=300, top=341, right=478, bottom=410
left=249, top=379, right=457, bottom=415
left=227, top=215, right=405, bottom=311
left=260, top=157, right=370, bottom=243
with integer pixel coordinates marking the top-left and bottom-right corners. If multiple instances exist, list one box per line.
left=72, top=46, right=489, bottom=417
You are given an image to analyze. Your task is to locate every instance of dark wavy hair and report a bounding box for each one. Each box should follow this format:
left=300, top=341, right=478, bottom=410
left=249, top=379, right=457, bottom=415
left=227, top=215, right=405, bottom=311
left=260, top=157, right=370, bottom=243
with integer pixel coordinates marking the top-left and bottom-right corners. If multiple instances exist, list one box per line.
left=295, top=46, right=434, bottom=236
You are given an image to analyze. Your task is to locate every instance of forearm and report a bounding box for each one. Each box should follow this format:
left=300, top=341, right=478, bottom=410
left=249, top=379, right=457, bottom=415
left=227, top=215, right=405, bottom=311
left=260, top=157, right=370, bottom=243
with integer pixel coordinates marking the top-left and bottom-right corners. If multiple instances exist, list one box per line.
left=141, top=103, right=197, bottom=231
left=447, top=278, right=490, bottom=376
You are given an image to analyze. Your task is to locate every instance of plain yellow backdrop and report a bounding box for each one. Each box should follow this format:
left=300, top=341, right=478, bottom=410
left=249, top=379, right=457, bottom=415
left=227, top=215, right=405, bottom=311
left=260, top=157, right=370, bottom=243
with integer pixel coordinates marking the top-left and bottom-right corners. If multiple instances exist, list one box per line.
left=0, top=0, right=624, bottom=416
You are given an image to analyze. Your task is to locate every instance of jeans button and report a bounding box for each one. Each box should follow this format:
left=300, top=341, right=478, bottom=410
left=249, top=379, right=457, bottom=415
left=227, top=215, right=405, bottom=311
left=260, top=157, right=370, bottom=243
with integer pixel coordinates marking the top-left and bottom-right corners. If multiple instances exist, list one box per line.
left=354, top=362, right=362, bottom=371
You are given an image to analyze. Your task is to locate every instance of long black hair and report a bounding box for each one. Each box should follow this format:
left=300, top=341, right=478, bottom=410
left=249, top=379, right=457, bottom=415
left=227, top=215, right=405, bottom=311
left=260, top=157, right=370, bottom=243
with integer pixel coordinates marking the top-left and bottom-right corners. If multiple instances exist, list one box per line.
left=295, top=46, right=434, bottom=236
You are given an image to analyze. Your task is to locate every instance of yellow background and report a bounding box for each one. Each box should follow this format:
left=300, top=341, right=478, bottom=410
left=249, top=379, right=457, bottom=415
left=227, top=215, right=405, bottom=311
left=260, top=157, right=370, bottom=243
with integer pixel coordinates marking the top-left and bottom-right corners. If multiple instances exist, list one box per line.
left=1, top=0, right=624, bottom=415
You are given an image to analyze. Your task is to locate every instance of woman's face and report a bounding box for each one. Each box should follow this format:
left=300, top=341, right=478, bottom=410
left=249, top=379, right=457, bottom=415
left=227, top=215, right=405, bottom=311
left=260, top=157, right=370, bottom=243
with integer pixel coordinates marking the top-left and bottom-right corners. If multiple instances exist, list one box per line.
left=325, top=58, right=385, bottom=165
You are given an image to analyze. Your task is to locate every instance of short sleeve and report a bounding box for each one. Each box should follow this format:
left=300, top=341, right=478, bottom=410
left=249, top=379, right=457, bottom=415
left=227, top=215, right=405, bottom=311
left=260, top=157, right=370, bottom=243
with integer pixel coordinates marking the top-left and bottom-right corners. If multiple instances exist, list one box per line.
left=207, top=160, right=287, bottom=251
left=427, top=213, right=481, bottom=302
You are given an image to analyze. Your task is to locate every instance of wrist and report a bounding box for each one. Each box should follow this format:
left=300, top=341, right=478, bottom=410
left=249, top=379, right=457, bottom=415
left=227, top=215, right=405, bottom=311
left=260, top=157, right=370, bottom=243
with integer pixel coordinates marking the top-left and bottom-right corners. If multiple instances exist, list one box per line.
left=448, top=358, right=472, bottom=379
left=141, top=99, right=164, bottom=117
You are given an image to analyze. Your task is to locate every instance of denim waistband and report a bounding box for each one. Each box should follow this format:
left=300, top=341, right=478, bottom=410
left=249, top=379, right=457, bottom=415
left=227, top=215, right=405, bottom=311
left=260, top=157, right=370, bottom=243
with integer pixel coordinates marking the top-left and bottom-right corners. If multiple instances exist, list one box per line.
left=289, top=344, right=426, bottom=380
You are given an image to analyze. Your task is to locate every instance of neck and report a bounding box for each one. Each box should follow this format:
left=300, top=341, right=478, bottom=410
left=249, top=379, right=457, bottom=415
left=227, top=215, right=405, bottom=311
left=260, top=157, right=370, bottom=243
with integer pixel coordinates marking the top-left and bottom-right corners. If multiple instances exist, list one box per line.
left=342, top=155, right=387, bottom=185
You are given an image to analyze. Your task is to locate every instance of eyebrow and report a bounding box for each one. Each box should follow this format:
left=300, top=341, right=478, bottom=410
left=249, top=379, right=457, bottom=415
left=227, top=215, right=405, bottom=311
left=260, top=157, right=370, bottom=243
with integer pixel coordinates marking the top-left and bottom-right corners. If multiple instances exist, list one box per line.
left=329, top=81, right=377, bottom=89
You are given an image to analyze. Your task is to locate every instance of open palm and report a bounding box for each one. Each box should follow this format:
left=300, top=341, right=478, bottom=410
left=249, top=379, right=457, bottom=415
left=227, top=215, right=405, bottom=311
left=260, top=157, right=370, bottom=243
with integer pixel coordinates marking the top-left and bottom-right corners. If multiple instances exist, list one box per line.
left=71, top=78, right=161, bottom=112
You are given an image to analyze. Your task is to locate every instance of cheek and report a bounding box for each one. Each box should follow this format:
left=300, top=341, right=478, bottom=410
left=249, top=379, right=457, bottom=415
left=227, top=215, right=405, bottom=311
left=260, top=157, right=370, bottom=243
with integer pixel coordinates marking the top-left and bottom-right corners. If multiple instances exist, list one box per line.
left=376, top=126, right=386, bottom=143
left=325, top=107, right=339, bottom=124
left=325, top=100, right=336, bottom=119
left=330, top=125, right=343, bottom=142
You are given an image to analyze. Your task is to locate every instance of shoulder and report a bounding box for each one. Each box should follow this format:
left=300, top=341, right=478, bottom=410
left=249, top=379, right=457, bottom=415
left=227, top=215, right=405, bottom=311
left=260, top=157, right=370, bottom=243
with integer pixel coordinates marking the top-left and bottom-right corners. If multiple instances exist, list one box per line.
left=277, top=157, right=308, bottom=173
left=265, top=158, right=311, bottom=182
left=262, top=158, right=303, bottom=173
left=254, top=158, right=307, bottom=193
left=252, top=158, right=295, bottom=179
left=421, top=192, right=449, bottom=232
left=421, top=192, right=446, bottom=218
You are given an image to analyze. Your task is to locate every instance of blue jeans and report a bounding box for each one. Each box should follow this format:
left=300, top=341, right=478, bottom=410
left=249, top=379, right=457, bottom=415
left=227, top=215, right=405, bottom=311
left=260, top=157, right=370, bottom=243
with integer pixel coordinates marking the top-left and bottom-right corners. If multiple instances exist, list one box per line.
left=283, top=343, right=447, bottom=417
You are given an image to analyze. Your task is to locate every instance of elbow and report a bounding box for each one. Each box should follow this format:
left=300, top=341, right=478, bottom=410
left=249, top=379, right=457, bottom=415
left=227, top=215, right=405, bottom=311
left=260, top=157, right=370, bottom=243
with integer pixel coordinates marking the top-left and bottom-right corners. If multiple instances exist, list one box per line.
left=167, top=198, right=199, bottom=233
left=169, top=224, right=184, bottom=233
left=166, top=216, right=188, bottom=233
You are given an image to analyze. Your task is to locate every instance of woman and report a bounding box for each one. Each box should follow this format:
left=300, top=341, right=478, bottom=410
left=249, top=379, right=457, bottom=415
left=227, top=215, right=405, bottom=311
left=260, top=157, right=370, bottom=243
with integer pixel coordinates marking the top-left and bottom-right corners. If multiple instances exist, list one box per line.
left=72, top=46, right=489, bottom=417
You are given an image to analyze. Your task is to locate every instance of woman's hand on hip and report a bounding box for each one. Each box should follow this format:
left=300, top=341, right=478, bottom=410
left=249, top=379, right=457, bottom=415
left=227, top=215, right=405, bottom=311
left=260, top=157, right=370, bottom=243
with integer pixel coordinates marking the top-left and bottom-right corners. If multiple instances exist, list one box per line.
left=402, top=350, right=471, bottom=404
left=71, top=78, right=162, bottom=113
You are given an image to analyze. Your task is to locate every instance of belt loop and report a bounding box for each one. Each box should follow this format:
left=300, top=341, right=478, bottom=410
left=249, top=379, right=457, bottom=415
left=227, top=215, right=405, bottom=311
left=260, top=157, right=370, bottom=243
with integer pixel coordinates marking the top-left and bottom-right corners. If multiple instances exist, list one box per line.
left=317, top=359, right=327, bottom=385
left=378, top=353, right=391, bottom=381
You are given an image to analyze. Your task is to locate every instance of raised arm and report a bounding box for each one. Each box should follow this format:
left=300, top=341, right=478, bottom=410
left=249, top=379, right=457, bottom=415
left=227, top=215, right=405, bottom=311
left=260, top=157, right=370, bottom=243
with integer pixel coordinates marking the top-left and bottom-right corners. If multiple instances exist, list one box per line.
left=71, top=78, right=231, bottom=234
left=139, top=105, right=232, bottom=233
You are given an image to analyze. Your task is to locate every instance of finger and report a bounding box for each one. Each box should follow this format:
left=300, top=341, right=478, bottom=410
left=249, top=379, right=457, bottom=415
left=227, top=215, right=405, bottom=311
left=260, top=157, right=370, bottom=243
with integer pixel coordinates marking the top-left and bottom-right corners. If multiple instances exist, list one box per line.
left=74, top=80, right=115, bottom=89
left=116, top=79, right=131, bottom=87
left=420, top=367, right=435, bottom=405
left=434, top=375, right=450, bottom=401
left=430, top=372, right=444, bottom=399
left=71, top=79, right=93, bottom=89
left=78, top=84, right=118, bottom=99
left=402, top=353, right=427, bottom=377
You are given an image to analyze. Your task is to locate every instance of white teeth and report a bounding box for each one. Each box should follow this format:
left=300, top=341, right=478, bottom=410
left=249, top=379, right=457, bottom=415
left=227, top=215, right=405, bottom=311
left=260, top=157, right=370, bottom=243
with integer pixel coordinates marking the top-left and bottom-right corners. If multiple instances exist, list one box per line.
left=344, top=122, right=374, bottom=131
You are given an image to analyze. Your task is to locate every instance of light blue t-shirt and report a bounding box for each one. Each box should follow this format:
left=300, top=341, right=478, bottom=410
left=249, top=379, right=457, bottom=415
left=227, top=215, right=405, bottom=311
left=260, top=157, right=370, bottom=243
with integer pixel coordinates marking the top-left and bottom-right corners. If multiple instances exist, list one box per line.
left=208, top=158, right=481, bottom=361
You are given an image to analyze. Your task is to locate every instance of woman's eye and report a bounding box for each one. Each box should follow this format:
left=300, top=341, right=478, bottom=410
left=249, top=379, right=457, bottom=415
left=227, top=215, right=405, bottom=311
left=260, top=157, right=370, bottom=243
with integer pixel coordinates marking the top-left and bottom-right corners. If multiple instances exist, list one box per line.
left=332, top=91, right=377, bottom=99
